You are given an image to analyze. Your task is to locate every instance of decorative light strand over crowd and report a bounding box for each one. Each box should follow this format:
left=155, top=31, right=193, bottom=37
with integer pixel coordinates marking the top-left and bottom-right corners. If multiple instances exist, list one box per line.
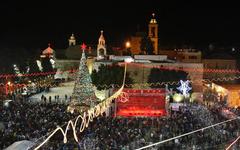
left=0, top=81, right=185, bottom=88
left=225, top=134, right=240, bottom=150
left=136, top=118, right=240, bottom=150
left=2, top=73, right=240, bottom=90
left=33, top=63, right=127, bottom=150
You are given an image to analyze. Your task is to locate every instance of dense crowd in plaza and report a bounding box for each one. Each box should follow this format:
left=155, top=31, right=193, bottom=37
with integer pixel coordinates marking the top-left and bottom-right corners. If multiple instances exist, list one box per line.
left=0, top=101, right=76, bottom=149
left=74, top=104, right=240, bottom=150
left=33, top=103, right=240, bottom=150
left=1, top=95, right=240, bottom=150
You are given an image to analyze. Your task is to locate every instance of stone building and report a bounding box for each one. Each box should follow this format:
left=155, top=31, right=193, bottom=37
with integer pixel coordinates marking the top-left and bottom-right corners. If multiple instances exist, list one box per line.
left=202, top=53, right=237, bottom=83
left=40, top=43, right=55, bottom=58
left=126, top=61, right=203, bottom=93
left=159, top=49, right=202, bottom=63
left=130, top=14, right=159, bottom=55
left=54, top=31, right=108, bottom=79
left=148, top=13, right=158, bottom=54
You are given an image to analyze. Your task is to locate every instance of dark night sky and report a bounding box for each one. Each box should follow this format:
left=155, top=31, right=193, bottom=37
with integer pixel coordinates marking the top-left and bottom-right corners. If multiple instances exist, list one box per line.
left=0, top=1, right=239, bottom=49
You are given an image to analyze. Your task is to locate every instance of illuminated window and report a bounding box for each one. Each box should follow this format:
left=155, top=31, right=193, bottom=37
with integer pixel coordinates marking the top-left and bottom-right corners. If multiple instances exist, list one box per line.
left=189, top=56, right=197, bottom=59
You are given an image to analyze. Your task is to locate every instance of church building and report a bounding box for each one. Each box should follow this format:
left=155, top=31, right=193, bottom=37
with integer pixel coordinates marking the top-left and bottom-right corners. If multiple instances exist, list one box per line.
left=51, top=30, right=108, bottom=79
left=129, top=13, right=159, bottom=55
left=97, top=30, right=107, bottom=60
left=40, top=43, right=55, bottom=58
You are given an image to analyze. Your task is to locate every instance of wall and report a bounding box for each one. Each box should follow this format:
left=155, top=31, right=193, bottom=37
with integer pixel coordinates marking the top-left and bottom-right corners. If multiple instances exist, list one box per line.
left=56, top=59, right=204, bottom=93
left=130, top=36, right=142, bottom=55
left=178, top=51, right=202, bottom=63
left=159, top=49, right=202, bottom=63
left=202, top=59, right=237, bottom=83
left=126, top=62, right=203, bottom=92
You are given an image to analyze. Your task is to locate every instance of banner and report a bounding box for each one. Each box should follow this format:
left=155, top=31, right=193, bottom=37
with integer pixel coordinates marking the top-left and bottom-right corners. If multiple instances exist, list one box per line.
left=116, top=89, right=166, bottom=117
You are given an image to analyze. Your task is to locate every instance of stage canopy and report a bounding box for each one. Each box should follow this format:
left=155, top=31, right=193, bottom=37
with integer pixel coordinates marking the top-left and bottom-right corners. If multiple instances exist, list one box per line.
left=116, top=89, right=166, bottom=117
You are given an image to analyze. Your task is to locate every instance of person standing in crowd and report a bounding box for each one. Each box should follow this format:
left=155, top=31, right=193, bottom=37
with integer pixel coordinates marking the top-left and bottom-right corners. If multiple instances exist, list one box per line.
left=49, top=96, right=52, bottom=103
left=44, top=97, right=47, bottom=104
left=41, top=94, right=44, bottom=102
left=65, top=94, right=68, bottom=101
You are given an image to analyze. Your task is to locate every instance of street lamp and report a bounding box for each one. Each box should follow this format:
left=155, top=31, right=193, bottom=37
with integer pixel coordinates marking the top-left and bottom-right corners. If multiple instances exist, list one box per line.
left=125, top=41, right=131, bottom=48
left=124, top=41, right=131, bottom=56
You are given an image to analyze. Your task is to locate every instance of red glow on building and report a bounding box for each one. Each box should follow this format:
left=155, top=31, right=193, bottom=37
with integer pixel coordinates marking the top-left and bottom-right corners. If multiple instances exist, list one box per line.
left=116, top=89, right=166, bottom=117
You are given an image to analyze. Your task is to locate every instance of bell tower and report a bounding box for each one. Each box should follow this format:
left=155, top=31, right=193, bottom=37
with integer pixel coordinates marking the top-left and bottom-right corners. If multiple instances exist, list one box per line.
left=97, top=30, right=107, bottom=59
left=69, top=33, right=76, bottom=46
left=148, top=13, right=158, bottom=54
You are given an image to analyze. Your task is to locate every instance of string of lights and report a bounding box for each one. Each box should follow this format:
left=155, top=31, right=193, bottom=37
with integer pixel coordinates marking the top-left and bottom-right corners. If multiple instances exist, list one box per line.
left=225, top=134, right=240, bottom=150
left=33, top=63, right=127, bottom=150
left=0, top=80, right=199, bottom=91
left=0, top=82, right=179, bottom=88
left=126, top=63, right=240, bottom=73
left=2, top=73, right=240, bottom=90
left=0, top=63, right=240, bottom=78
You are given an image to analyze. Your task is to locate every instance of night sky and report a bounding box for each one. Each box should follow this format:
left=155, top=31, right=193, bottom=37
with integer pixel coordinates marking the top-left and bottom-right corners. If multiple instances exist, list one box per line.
left=0, top=1, right=239, bottom=49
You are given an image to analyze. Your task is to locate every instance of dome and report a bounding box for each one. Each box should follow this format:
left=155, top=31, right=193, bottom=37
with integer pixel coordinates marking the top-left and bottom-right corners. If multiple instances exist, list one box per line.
left=42, top=44, right=54, bottom=55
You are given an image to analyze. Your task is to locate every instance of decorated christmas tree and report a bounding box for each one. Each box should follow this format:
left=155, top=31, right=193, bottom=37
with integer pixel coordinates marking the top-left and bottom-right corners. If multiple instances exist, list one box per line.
left=69, top=43, right=96, bottom=112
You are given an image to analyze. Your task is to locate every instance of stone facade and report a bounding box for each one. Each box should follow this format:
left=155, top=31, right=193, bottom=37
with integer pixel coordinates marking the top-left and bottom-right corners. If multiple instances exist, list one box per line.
left=202, top=59, right=237, bottom=83
left=130, top=14, right=159, bottom=55
left=126, top=62, right=203, bottom=92
left=129, top=36, right=142, bottom=55
left=159, top=49, right=202, bottom=63
left=148, top=13, right=158, bottom=54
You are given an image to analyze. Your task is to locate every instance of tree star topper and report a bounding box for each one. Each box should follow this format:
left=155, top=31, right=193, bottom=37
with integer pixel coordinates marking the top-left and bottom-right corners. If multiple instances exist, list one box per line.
left=81, top=43, right=87, bottom=50
left=177, top=80, right=192, bottom=97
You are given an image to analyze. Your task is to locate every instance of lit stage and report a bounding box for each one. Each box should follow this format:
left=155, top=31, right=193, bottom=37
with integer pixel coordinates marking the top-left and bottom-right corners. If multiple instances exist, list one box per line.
left=116, top=89, right=166, bottom=117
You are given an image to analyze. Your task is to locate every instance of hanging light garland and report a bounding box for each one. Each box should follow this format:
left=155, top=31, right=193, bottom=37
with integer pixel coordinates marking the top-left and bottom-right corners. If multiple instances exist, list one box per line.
left=2, top=73, right=240, bottom=90
left=136, top=118, right=240, bottom=150
left=225, top=134, right=240, bottom=150
left=0, top=62, right=240, bottom=79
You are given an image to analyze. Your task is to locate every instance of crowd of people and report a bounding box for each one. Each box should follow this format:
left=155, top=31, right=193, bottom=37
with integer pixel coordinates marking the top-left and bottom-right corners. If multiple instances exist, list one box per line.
left=30, top=102, right=240, bottom=150
left=76, top=104, right=240, bottom=150
left=0, top=101, right=77, bottom=149
left=39, top=94, right=72, bottom=104
left=1, top=92, right=240, bottom=149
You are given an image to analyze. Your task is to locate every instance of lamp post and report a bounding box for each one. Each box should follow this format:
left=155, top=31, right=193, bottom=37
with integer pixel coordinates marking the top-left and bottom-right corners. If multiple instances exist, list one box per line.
left=125, top=41, right=131, bottom=48
left=125, top=41, right=131, bottom=56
